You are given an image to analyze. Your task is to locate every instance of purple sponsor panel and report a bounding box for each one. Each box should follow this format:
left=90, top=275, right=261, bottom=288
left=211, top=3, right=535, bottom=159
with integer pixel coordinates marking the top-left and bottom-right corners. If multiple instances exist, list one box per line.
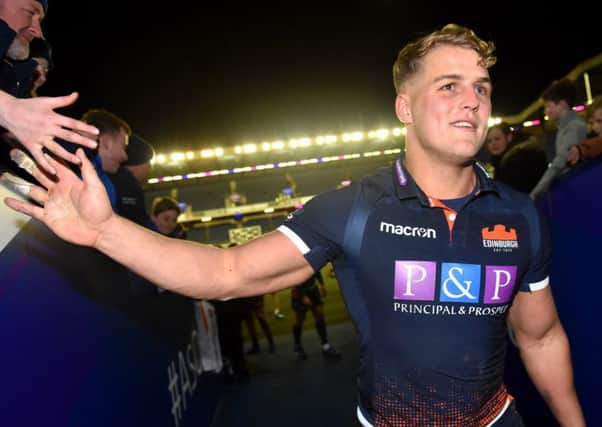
left=394, top=261, right=436, bottom=301
left=484, top=265, right=517, bottom=304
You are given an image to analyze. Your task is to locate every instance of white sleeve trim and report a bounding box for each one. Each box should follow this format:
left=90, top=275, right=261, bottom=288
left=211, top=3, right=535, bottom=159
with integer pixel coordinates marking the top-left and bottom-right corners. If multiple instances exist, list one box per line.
left=277, top=225, right=310, bottom=255
left=485, top=397, right=512, bottom=427
left=356, top=397, right=510, bottom=427
left=528, top=276, right=549, bottom=292
left=357, top=406, right=373, bottom=427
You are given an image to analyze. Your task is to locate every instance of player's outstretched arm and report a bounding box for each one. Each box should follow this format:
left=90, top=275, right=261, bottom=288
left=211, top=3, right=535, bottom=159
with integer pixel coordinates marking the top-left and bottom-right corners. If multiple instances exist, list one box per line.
left=3, top=149, right=314, bottom=299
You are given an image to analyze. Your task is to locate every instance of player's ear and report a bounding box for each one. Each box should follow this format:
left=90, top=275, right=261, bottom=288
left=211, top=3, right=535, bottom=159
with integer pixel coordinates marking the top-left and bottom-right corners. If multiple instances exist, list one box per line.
left=395, top=95, right=412, bottom=124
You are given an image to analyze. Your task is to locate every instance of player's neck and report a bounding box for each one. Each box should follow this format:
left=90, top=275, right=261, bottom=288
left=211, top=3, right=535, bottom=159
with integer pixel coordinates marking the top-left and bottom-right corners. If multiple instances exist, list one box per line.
left=404, top=149, right=476, bottom=200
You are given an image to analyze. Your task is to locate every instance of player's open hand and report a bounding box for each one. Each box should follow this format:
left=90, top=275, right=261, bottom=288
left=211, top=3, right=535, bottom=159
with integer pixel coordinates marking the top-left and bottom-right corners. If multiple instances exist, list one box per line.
left=3, top=148, right=114, bottom=248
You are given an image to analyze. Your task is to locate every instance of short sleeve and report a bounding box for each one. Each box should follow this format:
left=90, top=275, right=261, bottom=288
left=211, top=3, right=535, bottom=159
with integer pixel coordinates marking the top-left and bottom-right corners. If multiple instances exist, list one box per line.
left=519, top=203, right=552, bottom=292
left=277, top=185, right=356, bottom=271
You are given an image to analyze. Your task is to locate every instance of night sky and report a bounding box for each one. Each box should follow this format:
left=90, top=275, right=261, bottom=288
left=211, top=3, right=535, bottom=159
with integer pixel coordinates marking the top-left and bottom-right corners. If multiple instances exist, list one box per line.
left=39, top=3, right=599, bottom=152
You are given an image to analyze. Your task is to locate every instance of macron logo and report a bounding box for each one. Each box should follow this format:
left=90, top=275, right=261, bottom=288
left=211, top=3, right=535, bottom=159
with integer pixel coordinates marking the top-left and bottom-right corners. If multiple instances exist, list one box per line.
left=380, top=221, right=437, bottom=239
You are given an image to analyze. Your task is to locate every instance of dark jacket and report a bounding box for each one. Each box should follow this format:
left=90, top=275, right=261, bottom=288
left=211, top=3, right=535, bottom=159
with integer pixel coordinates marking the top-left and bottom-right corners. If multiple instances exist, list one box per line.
left=0, top=19, right=15, bottom=58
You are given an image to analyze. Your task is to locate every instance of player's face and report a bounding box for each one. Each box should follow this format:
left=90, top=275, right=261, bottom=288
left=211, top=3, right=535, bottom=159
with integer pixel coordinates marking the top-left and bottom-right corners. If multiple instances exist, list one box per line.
left=397, top=45, right=492, bottom=165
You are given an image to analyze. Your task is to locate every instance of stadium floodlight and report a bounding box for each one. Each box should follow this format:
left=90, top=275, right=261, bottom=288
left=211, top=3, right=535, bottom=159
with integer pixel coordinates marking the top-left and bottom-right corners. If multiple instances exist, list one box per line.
left=243, top=143, right=257, bottom=154
left=201, top=149, right=214, bottom=158
left=170, top=152, right=186, bottom=162
left=350, top=131, right=363, bottom=141
left=375, top=128, right=389, bottom=140
left=297, top=138, right=311, bottom=147
left=324, top=135, right=337, bottom=144
left=155, top=154, right=166, bottom=164
left=186, top=151, right=195, bottom=160
left=215, top=148, right=224, bottom=157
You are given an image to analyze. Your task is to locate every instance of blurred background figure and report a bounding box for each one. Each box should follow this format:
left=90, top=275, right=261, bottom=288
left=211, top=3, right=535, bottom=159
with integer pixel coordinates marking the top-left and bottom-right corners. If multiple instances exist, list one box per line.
left=210, top=243, right=250, bottom=383
left=275, top=172, right=297, bottom=203
left=151, top=195, right=186, bottom=239
left=494, top=135, right=548, bottom=194
left=480, top=121, right=548, bottom=194
left=149, top=195, right=186, bottom=295
left=80, top=109, right=132, bottom=212
left=291, top=270, right=341, bottom=361
left=28, top=37, right=52, bottom=96
left=244, top=293, right=275, bottom=354
left=0, top=0, right=100, bottom=176
left=271, top=292, right=285, bottom=320
left=225, top=179, right=247, bottom=208
left=530, top=78, right=587, bottom=199
left=481, top=121, right=517, bottom=177
left=567, top=96, right=602, bottom=165
left=110, top=133, right=157, bottom=230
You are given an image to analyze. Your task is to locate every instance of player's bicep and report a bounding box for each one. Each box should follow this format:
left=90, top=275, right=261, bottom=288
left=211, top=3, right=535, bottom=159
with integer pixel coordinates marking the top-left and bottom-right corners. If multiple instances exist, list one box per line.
left=227, top=230, right=314, bottom=296
left=508, top=286, right=560, bottom=345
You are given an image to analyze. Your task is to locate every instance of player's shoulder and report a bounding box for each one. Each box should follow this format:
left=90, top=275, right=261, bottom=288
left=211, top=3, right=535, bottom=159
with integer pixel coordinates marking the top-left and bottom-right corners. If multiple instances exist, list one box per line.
left=491, top=179, right=534, bottom=208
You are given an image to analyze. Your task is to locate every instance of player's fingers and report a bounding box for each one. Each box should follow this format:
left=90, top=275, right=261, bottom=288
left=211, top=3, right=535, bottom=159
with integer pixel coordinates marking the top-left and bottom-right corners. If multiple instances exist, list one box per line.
left=28, top=185, right=49, bottom=206
left=4, top=197, right=45, bottom=221
left=43, top=138, right=83, bottom=164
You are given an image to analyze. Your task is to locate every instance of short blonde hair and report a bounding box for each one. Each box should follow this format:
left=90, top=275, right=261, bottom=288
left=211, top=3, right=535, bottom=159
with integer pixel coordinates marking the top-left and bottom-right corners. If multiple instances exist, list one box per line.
left=392, top=23, right=496, bottom=95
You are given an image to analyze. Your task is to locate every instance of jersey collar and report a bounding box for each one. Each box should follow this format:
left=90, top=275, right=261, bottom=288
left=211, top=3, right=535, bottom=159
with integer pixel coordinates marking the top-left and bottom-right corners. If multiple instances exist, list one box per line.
left=392, top=156, right=500, bottom=205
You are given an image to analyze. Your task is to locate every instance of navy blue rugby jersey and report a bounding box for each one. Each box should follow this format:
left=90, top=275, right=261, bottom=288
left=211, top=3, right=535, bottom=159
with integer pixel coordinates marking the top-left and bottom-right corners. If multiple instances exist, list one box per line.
left=278, top=159, right=551, bottom=427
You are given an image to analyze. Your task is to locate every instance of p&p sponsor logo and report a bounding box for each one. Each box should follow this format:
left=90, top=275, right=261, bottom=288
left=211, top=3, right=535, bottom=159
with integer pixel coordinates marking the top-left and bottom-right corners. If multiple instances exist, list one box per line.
left=392, top=260, right=518, bottom=317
